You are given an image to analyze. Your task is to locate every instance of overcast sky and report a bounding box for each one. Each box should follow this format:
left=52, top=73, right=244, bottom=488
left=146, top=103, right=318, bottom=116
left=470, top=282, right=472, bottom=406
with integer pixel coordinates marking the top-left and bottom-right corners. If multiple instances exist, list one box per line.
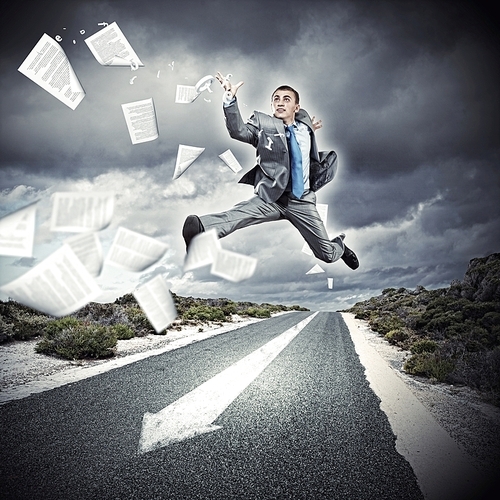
left=1, top=0, right=498, bottom=311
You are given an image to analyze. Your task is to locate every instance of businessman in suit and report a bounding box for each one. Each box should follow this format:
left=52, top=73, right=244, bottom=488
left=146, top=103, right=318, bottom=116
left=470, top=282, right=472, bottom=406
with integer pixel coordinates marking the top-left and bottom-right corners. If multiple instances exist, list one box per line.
left=182, top=73, right=359, bottom=270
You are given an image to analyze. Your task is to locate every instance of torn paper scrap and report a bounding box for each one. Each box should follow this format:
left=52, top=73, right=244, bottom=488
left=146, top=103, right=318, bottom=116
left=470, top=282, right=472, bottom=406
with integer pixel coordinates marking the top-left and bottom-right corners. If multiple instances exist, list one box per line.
left=50, top=192, right=114, bottom=232
left=175, top=85, right=199, bottom=103
left=0, top=202, right=38, bottom=257
left=133, top=275, right=177, bottom=333
left=219, top=149, right=243, bottom=173
left=0, top=244, right=101, bottom=317
left=327, top=277, right=334, bottom=289
left=183, top=229, right=221, bottom=272
left=18, top=33, right=85, bottom=110
left=105, top=227, right=168, bottom=272
left=121, top=98, right=159, bottom=144
left=302, top=203, right=328, bottom=255
left=195, top=75, right=214, bottom=94
left=210, top=248, right=257, bottom=283
left=84, top=22, right=144, bottom=68
left=306, top=264, right=325, bottom=275
left=173, top=144, right=205, bottom=179
left=64, top=232, right=103, bottom=277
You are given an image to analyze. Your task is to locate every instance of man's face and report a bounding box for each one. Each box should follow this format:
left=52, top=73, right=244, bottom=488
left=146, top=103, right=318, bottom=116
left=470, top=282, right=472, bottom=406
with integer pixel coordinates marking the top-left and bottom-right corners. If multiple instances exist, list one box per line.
left=271, top=90, right=300, bottom=125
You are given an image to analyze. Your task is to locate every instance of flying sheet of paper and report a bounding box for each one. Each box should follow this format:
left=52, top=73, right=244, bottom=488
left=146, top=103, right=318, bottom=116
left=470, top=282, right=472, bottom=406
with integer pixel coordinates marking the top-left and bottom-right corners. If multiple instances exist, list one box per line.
left=133, top=275, right=178, bottom=333
left=64, top=232, right=103, bottom=277
left=0, top=244, right=101, bottom=317
left=18, top=33, right=85, bottom=110
left=328, top=277, right=334, bottom=289
left=175, top=85, right=199, bottom=103
left=121, top=98, right=159, bottom=144
left=84, top=22, right=144, bottom=68
left=173, top=144, right=205, bottom=179
left=219, top=149, right=243, bottom=173
left=105, top=227, right=168, bottom=272
left=183, top=229, right=221, bottom=272
left=50, top=192, right=114, bottom=232
left=0, top=202, right=38, bottom=257
left=302, top=203, right=328, bottom=255
left=306, top=264, right=325, bottom=275
left=210, top=248, right=257, bottom=283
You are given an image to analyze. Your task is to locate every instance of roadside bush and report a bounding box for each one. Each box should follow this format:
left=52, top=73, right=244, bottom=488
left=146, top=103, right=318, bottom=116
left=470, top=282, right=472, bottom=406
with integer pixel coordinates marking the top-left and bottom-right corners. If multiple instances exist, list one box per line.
left=110, top=324, right=135, bottom=340
left=410, top=339, right=438, bottom=354
left=183, top=305, right=226, bottom=322
left=369, top=313, right=404, bottom=336
left=404, top=352, right=455, bottom=382
left=125, top=307, right=155, bottom=336
left=244, top=307, right=271, bottom=318
left=36, top=323, right=117, bottom=359
left=384, top=328, right=410, bottom=345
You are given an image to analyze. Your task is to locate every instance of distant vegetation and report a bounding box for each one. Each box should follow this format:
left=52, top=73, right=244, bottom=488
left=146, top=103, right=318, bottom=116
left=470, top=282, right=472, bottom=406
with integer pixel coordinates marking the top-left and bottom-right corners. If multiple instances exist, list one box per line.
left=0, top=292, right=308, bottom=360
left=345, top=253, right=500, bottom=405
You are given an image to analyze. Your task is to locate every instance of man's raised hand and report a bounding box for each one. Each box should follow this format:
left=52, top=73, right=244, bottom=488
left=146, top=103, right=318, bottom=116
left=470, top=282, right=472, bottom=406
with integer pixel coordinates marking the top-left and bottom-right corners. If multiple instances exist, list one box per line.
left=312, top=116, right=323, bottom=131
left=216, top=71, right=244, bottom=98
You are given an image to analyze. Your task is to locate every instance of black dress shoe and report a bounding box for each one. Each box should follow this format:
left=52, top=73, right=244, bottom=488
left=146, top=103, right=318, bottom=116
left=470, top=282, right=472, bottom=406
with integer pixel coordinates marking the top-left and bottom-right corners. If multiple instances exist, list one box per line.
left=182, top=215, right=204, bottom=249
left=341, top=244, right=359, bottom=270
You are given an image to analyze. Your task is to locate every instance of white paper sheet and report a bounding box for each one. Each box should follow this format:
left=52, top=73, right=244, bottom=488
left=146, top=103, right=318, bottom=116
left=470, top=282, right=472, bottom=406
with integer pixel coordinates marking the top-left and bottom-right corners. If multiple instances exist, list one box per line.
left=50, top=192, right=114, bottom=232
left=302, top=203, right=328, bottom=255
left=183, top=229, right=221, bottom=272
left=306, top=264, right=325, bottom=275
left=84, top=22, right=144, bottom=68
left=219, top=149, right=243, bottom=173
left=0, top=244, right=101, bottom=317
left=175, top=85, right=198, bottom=103
left=0, top=202, right=38, bottom=257
left=121, top=98, right=159, bottom=144
left=210, top=248, right=257, bottom=283
left=327, top=277, right=334, bottom=289
left=18, top=33, right=85, bottom=110
left=172, top=144, right=205, bottom=179
left=133, top=275, right=178, bottom=333
left=105, top=227, right=168, bottom=272
left=64, top=232, right=103, bottom=277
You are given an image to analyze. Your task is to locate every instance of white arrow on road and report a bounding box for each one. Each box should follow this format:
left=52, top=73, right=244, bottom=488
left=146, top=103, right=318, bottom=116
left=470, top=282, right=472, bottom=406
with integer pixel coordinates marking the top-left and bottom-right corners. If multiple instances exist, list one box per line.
left=138, top=311, right=319, bottom=453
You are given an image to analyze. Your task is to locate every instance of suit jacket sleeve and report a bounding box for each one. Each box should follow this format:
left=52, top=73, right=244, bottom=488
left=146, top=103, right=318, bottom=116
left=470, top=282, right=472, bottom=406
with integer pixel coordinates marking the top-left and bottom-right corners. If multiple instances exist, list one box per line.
left=223, top=98, right=259, bottom=147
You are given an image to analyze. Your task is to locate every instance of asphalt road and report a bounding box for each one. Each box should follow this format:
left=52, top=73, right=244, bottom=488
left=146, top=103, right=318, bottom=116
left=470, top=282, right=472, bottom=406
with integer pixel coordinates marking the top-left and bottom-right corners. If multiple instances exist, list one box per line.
left=0, top=311, right=424, bottom=499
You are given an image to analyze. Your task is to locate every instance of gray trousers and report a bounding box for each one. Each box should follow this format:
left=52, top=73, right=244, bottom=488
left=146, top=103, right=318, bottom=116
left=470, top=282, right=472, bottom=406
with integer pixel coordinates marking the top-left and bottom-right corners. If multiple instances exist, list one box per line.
left=199, top=191, right=343, bottom=263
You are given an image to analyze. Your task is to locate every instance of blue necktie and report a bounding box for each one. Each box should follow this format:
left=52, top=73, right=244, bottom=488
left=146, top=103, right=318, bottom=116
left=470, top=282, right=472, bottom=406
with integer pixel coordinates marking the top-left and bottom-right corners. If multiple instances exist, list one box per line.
left=286, top=125, right=304, bottom=199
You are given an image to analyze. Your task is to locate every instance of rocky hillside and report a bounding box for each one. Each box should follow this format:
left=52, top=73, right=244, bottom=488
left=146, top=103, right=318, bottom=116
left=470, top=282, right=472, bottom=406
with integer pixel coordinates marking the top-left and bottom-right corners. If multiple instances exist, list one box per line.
left=345, top=253, right=500, bottom=404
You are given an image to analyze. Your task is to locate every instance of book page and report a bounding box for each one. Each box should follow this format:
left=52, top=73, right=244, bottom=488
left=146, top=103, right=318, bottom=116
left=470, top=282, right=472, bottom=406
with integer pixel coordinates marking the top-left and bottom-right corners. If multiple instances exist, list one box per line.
left=0, top=202, right=38, bottom=257
left=328, top=277, right=334, bottom=289
left=302, top=203, right=328, bottom=255
left=105, top=227, right=168, bottom=272
left=210, top=248, right=257, bottom=283
left=64, top=232, right=103, bottom=277
left=50, top=192, right=115, bottom=232
left=172, top=144, right=205, bottom=179
left=0, top=244, right=101, bottom=317
left=133, top=275, right=178, bottom=333
left=183, top=229, right=221, bottom=272
left=219, top=149, right=243, bottom=173
left=121, top=98, right=159, bottom=144
left=18, top=33, right=85, bottom=110
left=84, top=22, right=144, bottom=68
left=175, top=85, right=199, bottom=103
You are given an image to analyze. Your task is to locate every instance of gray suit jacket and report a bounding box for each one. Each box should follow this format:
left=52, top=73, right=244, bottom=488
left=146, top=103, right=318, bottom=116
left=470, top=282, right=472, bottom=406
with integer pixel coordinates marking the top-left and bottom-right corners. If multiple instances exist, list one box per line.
left=223, top=99, right=337, bottom=203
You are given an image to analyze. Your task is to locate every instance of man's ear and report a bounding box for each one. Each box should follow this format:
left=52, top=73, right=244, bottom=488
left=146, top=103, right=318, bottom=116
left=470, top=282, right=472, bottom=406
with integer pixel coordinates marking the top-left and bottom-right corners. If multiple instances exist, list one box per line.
left=295, top=103, right=301, bottom=112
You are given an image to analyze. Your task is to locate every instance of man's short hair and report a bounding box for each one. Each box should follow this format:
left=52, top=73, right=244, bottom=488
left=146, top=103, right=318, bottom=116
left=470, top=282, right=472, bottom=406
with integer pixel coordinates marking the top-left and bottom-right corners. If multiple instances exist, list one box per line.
left=272, top=85, right=300, bottom=104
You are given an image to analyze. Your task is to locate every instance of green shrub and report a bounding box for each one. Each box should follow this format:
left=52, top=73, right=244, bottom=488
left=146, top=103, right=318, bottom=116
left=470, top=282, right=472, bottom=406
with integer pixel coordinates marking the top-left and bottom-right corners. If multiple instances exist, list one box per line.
left=244, top=307, right=271, bottom=318
left=384, top=328, right=409, bottom=345
left=410, top=339, right=438, bottom=354
left=44, top=317, right=81, bottom=337
left=110, top=324, right=135, bottom=340
left=404, top=352, right=455, bottom=381
left=369, top=313, right=404, bottom=336
left=125, top=307, right=155, bottom=336
left=36, top=323, right=117, bottom=359
left=184, top=305, right=226, bottom=322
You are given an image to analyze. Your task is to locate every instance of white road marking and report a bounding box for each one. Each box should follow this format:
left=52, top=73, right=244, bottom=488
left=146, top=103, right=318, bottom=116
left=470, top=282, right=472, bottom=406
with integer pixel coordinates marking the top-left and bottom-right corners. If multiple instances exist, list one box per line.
left=138, top=312, right=319, bottom=454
